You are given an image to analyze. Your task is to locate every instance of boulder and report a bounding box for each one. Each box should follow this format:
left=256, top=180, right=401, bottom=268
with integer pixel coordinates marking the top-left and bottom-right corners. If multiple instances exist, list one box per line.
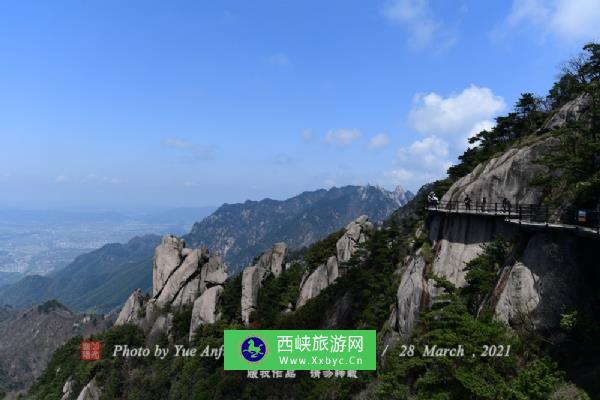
left=336, top=215, right=373, bottom=263
left=239, top=243, right=288, bottom=324
left=296, top=263, right=330, bottom=308
left=189, top=285, right=224, bottom=341
left=171, top=277, right=201, bottom=308
left=155, top=249, right=202, bottom=307
left=256, top=242, right=288, bottom=277
left=495, top=232, right=579, bottom=331
left=393, top=252, right=428, bottom=338
left=153, top=235, right=185, bottom=297
left=115, top=289, right=145, bottom=326
left=200, top=255, right=228, bottom=291
left=76, top=377, right=101, bottom=400
left=241, top=266, right=269, bottom=324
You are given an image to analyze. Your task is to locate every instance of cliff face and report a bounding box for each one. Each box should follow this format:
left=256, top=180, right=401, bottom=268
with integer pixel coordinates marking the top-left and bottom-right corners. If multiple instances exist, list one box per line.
left=441, top=137, right=556, bottom=206
left=493, top=232, right=581, bottom=332
left=390, top=129, right=590, bottom=339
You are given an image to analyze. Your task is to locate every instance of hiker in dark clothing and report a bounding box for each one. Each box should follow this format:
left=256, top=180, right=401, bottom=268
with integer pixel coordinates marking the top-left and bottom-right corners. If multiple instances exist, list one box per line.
left=464, top=194, right=472, bottom=211
left=502, top=197, right=511, bottom=212
left=481, top=196, right=487, bottom=212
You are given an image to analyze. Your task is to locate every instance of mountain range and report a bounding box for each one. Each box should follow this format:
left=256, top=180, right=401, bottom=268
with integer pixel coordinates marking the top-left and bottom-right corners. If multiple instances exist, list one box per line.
left=185, top=185, right=412, bottom=272
left=0, top=185, right=412, bottom=313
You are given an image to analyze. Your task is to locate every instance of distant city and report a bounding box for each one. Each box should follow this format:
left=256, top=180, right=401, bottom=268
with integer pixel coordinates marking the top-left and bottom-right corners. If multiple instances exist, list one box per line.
left=0, top=207, right=215, bottom=283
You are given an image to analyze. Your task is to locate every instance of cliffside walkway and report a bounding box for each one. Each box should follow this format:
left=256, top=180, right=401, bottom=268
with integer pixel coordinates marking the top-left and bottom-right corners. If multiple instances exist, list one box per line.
left=426, top=200, right=600, bottom=239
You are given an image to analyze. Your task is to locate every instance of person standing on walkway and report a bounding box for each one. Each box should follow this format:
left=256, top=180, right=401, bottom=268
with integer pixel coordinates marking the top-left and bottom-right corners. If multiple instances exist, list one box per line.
left=464, top=194, right=472, bottom=211
left=502, top=197, right=511, bottom=212
left=481, top=196, right=487, bottom=212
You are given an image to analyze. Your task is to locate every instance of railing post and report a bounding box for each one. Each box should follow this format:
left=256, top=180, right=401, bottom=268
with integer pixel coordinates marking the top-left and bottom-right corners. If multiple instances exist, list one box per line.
left=519, top=205, right=522, bottom=222
left=545, top=205, right=549, bottom=226
left=495, top=202, right=497, bottom=215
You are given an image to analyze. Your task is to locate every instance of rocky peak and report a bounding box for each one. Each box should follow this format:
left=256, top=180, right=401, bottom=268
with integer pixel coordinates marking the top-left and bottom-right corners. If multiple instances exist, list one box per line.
left=336, top=215, right=374, bottom=263
left=296, top=215, right=373, bottom=309
left=240, top=242, right=289, bottom=324
left=152, top=235, right=185, bottom=297
left=116, top=235, right=228, bottom=333
left=114, top=289, right=145, bottom=326
left=255, top=242, right=288, bottom=277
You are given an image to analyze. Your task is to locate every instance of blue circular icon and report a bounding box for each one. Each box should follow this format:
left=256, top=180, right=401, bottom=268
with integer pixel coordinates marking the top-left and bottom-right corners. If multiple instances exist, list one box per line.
left=241, top=336, right=266, bottom=362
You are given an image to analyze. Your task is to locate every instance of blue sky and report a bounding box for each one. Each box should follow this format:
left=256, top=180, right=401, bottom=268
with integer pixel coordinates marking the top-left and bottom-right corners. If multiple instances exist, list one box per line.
left=1, top=0, right=599, bottom=209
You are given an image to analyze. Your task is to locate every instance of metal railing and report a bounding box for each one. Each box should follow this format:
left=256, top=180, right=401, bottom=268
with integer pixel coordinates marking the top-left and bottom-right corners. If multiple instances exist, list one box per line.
left=425, top=200, right=600, bottom=234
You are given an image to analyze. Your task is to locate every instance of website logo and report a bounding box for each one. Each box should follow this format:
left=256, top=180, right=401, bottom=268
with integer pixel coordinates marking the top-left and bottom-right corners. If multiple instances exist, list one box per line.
left=225, top=330, right=376, bottom=370
left=241, top=336, right=266, bottom=362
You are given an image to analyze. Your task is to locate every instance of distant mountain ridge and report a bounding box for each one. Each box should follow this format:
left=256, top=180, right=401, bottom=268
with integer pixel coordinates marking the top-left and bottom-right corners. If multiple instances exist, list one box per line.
left=185, top=185, right=413, bottom=272
left=0, top=235, right=161, bottom=313
left=0, top=185, right=412, bottom=312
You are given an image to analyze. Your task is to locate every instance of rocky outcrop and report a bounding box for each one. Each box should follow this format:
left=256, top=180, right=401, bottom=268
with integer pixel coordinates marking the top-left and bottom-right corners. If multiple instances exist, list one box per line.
left=114, top=289, right=145, bottom=326
left=494, top=232, right=579, bottom=331
left=76, top=377, right=101, bottom=400
left=241, top=265, right=269, bottom=324
left=116, top=235, right=228, bottom=336
left=336, top=215, right=373, bottom=263
left=296, top=256, right=339, bottom=308
left=392, top=251, right=428, bottom=338
left=255, top=242, right=288, bottom=277
left=153, top=236, right=185, bottom=297
left=388, top=136, right=554, bottom=339
left=542, top=94, right=590, bottom=131
left=428, top=214, right=515, bottom=290
left=189, top=286, right=224, bottom=341
left=154, top=245, right=209, bottom=307
left=441, top=137, right=557, bottom=206
left=60, top=377, right=74, bottom=400
left=200, top=255, right=229, bottom=290
left=296, top=216, right=373, bottom=309
left=240, top=243, right=288, bottom=324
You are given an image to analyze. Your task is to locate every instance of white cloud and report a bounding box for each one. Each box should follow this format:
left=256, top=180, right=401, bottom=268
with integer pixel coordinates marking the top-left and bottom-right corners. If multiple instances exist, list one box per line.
left=498, top=0, right=600, bottom=42
left=368, top=133, right=391, bottom=150
left=55, top=175, right=68, bottom=183
left=324, top=128, right=361, bottom=147
left=268, top=53, right=290, bottom=66
left=163, top=137, right=215, bottom=160
left=397, top=135, right=449, bottom=169
left=409, top=85, right=505, bottom=139
left=381, top=0, right=458, bottom=49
